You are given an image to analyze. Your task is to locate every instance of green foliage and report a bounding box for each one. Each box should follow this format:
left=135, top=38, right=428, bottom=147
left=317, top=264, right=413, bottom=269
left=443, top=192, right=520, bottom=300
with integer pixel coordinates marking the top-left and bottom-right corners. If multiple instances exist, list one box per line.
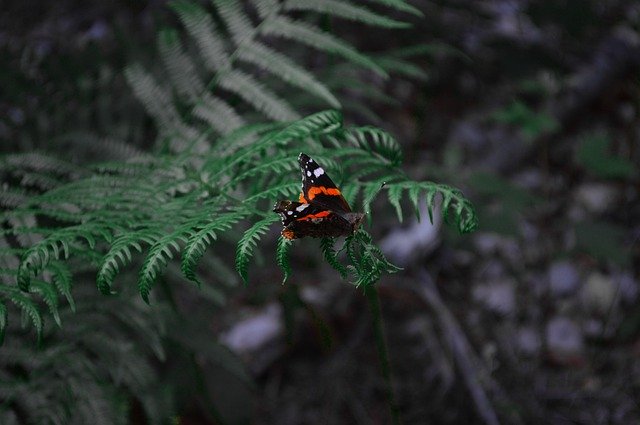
left=1, top=1, right=479, bottom=422
left=492, top=100, right=559, bottom=140
left=4, top=109, right=476, bottom=333
left=276, top=236, right=293, bottom=284
left=576, top=132, right=636, bottom=179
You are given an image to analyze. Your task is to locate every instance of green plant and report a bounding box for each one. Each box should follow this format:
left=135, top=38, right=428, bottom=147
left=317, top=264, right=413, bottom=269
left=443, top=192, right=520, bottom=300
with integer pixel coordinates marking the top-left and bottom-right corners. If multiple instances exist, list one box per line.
left=1, top=0, right=478, bottom=423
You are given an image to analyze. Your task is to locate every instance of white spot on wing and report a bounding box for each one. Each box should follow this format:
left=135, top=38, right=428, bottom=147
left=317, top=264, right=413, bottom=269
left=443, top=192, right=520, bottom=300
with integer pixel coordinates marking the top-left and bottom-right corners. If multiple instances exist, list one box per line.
left=287, top=211, right=293, bottom=215
left=296, top=204, right=309, bottom=212
left=314, top=168, right=324, bottom=178
left=306, top=171, right=311, bottom=177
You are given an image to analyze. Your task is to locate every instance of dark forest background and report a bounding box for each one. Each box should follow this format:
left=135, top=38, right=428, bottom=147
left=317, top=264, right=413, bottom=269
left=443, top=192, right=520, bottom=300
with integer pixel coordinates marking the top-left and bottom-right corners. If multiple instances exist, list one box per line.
left=1, top=1, right=639, bottom=424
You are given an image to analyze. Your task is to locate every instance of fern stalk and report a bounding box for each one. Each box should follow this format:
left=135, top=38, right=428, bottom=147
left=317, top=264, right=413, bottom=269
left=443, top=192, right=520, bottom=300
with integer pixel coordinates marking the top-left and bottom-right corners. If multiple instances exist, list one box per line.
left=365, top=284, right=402, bottom=425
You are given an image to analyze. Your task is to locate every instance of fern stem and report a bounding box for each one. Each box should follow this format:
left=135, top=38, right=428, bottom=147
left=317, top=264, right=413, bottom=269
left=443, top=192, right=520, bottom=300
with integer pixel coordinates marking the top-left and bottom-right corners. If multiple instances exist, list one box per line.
left=364, top=285, right=401, bottom=425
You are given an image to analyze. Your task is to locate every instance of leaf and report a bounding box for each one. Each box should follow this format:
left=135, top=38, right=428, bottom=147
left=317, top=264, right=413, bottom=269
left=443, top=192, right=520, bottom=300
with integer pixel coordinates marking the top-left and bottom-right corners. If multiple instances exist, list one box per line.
left=320, top=237, right=347, bottom=279
left=260, top=16, right=387, bottom=77
left=181, top=210, right=249, bottom=286
left=283, top=0, right=410, bottom=28
left=386, top=184, right=404, bottom=222
left=276, top=236, right=292, bottom=284
left=219, top=70, right=299, bottom=122
left=237, top=41, right=340, bottom=108
left=236, top=215, right=279, bottom=284
left=9, top=292, right=43, bottom=341
left=171, top=0, right=230, bottom=72
left=138, top=234, right=187, bottom=303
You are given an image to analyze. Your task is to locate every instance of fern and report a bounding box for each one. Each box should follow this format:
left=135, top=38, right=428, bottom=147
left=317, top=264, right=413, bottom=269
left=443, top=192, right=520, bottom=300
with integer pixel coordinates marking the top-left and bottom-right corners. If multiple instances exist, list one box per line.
left=320, top=237, right=348, bottom=279
left=236, top=215, right=280, bottom=284
left=276, top=236, right=293, bottom=284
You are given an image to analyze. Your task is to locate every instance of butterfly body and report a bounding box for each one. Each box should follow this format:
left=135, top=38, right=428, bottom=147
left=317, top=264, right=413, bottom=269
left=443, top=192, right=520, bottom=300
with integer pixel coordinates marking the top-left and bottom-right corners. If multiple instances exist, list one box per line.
left=273, top=153, right=364, bottom=240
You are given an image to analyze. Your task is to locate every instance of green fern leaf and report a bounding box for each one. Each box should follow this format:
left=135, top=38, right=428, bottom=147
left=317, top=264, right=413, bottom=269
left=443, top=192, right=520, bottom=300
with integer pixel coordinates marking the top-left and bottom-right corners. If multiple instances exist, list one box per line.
left=386, top=184, right=404, bottom=222
left=212, top=0, right=254, bottom=44
left=260, top=16, right=387, bottom=77
left=125, top=65, right=180, bottom=129
left=219, top=70, right=299, bottom=121
left=283, top=0, right=410, bottom=28
left=97, top=230, right=161, bottom=295
left=345, top=127, right=403, bottom=166
left=170, top=0, right=231, bottom=72
left=31, top=280, right=61, bottom=327
left=237, top=41, right=340, bottom=108
left=47, top=261, right=75, bottom=312
left=18, top=226, right=106, bottom=291
left=244, top=182, right=299, bottom=203
left=368, top=0, right=423, bottom=17
left=320, top=237, right=347, bottom=279
left=407, top=184, right=421, bottom=221
left=181, top=210, right=248, bottom=286
left=236, top=215, right=279, bottom=284
left=158, top=28, right=205, bottom=101
left=193, top=93, right=245, bottom=135
left=276, top=236, right=292, bottom=284
left=9, top=292, right=43, bottom=341
left=138, top=234, right=187, bottom=303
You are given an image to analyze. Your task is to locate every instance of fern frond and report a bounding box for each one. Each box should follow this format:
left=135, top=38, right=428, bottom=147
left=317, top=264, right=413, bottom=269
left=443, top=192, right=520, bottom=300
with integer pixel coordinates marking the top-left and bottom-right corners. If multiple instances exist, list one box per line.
left=96, top=229, right=163, bottom=295
left=237, top=41, right=340, bottom=108
left=212, top=0, right=254, bottom=44
left=236, top=215, right=279, bottom=284
left=138, top=233, right=188, bottom=303
left=344, top=126, right=403, bottom=166
left=18, top=224, right=110, bottom=291
left=219, top=70, right=299, bottom=121
left=30, top=280, right=61, bottom=327
left=386, top=184, right=404, bottom=222
left=368, top=0, right=423, bottom=17
left=283, top=0, right=410, bottom=28
left=193, top=93, right=245, bottom=135
left=243, top=182, right=298, bottom=203
left=260, top=16, right=387, bottom=77
left=170, top=0, right=230, bottom=72
left=382, top=181, right=478, bottom=234
left=158, top=28, right=205, bottom=101
left=276, top=236, right=292, bottom=284
left=181, top=210, right=249, bottom=286
left=47, top=262, right=75, bottom=312
left=320, top=237, right=347, bottom=279
left=124, top=65, right=180, bottom=129
left=9, top=291, right=43, bottom=341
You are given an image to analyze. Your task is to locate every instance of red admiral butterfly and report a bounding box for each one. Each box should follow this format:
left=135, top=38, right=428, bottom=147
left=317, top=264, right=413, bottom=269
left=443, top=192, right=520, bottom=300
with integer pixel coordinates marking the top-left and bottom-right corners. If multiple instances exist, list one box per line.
left=273, top=153, right=365, bottom=240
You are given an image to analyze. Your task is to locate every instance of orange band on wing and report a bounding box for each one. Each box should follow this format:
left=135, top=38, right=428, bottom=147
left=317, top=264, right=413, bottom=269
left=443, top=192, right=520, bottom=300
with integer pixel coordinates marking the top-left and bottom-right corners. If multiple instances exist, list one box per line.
left=282, top=229, right=296, bottom=239
left=296, top=210, right=331, bottom=221
left=307, top=186, right=341, bottom=201
left=299, top=193, right=308, bottom=203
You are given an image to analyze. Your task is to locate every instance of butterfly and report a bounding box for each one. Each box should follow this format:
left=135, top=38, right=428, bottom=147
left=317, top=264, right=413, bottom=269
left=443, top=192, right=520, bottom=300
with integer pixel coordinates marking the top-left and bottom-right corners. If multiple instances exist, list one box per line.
left=273, top=153, right=364, bottom=240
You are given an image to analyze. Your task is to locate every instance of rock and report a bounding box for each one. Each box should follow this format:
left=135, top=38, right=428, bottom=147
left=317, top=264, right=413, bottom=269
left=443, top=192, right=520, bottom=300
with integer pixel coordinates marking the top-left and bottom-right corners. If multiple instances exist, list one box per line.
left=581, top=272, right=617, bottom=315
left=545, top=316, right=585, bottom=366
left=573, top=183, right=618, bottom=215
left=473, top=278, right=516, bottom=316
left=548, top=260, right=580, bottom=297
left=220, top=303, right=283, bottom=355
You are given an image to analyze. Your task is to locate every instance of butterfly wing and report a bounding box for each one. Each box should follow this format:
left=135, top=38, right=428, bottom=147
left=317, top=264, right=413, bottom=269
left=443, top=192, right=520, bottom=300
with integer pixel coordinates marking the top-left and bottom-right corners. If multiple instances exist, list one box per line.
left=273, top=200, right=352, bottom=239
left=298, top=153, right=352, bottom=214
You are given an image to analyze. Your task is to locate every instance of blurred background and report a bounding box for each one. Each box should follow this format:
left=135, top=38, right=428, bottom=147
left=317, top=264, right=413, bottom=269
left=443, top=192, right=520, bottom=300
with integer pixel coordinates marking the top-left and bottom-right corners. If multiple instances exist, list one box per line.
left=1, top=0, right=639, bottom=424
